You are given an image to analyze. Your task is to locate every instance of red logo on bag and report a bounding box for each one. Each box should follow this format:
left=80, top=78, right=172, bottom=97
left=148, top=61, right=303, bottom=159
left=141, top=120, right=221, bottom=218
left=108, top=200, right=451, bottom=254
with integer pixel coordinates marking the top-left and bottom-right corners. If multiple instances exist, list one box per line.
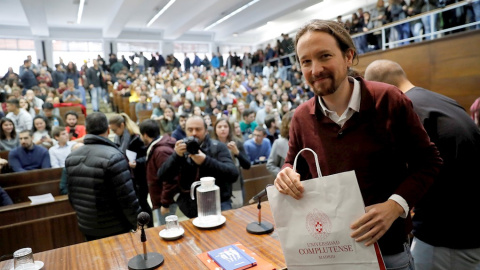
left=306, top=209, right=332, bottom=241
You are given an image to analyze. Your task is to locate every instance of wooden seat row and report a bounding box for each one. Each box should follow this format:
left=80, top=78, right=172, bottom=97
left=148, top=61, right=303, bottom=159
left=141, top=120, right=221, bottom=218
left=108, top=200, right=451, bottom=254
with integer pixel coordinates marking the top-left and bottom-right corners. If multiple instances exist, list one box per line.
left=0, top=195, right=84, bottom=257
left=241, top=164, right=275, bottom=206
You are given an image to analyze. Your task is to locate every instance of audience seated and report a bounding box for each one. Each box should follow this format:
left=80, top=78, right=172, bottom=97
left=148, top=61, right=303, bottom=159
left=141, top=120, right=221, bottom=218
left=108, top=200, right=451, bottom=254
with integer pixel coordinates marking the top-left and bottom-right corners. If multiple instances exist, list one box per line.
left=5, top=98, right=33, bottom=132
left=243, top=126, right=271, bottom=165
left=49, top=126, right=76, bottom=168
left=0, top=118, right=19, bottom=151
left=8, top=130, right=51, bottom=172
left=64, top=111, right=86, bottom=141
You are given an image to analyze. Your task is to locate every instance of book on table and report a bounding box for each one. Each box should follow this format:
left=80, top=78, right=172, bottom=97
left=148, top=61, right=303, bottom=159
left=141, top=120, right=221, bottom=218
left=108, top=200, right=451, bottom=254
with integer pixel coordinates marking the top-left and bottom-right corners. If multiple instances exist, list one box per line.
left=207, top=243, right=257, bottom=270
left=197, top=242, right=275, bottom=270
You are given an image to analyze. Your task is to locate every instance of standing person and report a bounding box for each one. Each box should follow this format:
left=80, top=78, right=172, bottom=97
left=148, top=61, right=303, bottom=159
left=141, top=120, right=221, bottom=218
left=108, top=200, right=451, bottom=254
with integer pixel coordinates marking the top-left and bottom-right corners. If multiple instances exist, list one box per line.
left=8, top=130, right=51, bottom=172
left=49, top=126, right=76, bottom=168
left=86, top=59, right=103, bottom=112
left=20, top=60, right=38, bottom=95
left=109, top=113, right=153, bottom=227
left=5, top=98, right=33, bottom=132
left=157, top=116, right=239, bottom=218
left=213, top=118, right=251, bottom=207
left=274, top=20, right=442, bottom=269
left=183, top=53, right=191, bottom=72
left=139, top=119, right=179, bottom=225
left=365, top=60, right=480, bottom=270
left=65, top=112, right=141, bottom=240
left=51, top=64, right=66, bottom=89
left=267, top=110, right=294, bottom=176
left=0, top=118, right=19, bottom=151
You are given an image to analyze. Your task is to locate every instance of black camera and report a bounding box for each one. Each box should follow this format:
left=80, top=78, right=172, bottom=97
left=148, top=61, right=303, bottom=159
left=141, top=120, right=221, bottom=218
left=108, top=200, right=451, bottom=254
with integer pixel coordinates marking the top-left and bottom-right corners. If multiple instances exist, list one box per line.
left=183, top=136, right=200, bottom=155
left=69, top=128, right=78, bottom=138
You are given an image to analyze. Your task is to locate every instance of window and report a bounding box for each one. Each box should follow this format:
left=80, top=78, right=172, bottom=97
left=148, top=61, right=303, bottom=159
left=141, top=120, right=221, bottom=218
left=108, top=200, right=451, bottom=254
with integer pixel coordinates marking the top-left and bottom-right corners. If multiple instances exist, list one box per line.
left=0, top=39, right=37, bottom=77
left=173, top=43, right=210, bottom=71
left=52, top=40, right=103, bottom=69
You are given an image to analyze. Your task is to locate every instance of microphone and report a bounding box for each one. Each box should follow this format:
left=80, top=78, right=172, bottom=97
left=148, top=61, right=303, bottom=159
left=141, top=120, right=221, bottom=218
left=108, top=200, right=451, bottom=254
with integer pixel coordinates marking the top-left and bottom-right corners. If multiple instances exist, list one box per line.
left=138, top=212, right=150, bottom=227
left=248, top=185, right=271, bottom=204
left=246, top=185, right=274, bottom=235
left=128, top=212, right=164, bottom=270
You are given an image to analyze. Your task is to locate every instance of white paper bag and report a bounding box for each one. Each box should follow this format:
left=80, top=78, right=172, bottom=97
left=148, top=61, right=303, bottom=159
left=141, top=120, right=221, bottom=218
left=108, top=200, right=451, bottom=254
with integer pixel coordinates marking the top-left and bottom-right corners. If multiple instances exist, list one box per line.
left=267, top=148, right=385, bottom=270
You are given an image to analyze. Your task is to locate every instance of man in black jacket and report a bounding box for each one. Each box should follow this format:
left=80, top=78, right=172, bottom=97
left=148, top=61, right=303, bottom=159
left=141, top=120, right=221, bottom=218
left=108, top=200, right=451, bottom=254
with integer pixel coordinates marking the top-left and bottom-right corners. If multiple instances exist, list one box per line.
left=65, top=112, right=141, bottom=241
left=158, top=115, right=239, bottom=218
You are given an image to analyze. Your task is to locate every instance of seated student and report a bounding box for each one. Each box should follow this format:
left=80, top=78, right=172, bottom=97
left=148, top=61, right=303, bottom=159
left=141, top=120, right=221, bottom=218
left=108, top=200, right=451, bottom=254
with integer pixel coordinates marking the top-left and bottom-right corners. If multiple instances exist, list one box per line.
left=239, top=109, right=257, bottom=141
left=62, top=79, right=82, bottom=103
left=41, top=102, right=64, bottom=127
left=0, top=118, right=19, bottom=151
left=59, top=142, right=83, bottom=195
left=8, top=130, right=51, bottom=172
left=135, top=92, right=152, bottom=121
left=49, top=126, right=76, bottom=168
left=32, top=115, right=55, bottom=149
left=64, top=111, right=86, bottom=142
left=5, top=98, right=33, bottom=132
left=171, top=113, right=188, bottom=141
left=264, top=114, right=279, bottom=146
left=243, top=126, right=271, bottom=164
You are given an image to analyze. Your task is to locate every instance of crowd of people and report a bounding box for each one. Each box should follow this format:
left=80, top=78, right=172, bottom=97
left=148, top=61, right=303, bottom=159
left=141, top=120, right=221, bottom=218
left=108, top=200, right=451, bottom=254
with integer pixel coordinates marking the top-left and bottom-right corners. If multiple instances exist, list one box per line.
left=338, top=0, right=480, bottom=53
left=1, top=5, right=480, bottom=268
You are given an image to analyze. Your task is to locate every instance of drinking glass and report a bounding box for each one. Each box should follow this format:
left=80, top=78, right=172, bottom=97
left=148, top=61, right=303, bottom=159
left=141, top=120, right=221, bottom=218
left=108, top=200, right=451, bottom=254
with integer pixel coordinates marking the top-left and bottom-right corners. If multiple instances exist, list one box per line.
left=165, top=215, right=180, bottom=233
left=13, top=248, right=35, bottom=270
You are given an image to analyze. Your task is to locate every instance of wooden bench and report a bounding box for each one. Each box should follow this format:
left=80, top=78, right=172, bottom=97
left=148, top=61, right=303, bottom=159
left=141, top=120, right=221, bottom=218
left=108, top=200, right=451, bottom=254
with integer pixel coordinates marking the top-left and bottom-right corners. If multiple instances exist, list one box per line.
left=0, top=168, right=63, bottom=188
left=4, top=179, right=61, bottom=204
left=122, top=97, right=130, bottom=118
left=0, top=195, right=84, bottom=256
left=129, top=102, right=137, bottom=122
left=0, top=151, right=8, bottom=160
left=58, top=106, right=83, bottom=119
left=137, top=109, right=153, bottom=123
left=241, top=164, right=275, bottom=206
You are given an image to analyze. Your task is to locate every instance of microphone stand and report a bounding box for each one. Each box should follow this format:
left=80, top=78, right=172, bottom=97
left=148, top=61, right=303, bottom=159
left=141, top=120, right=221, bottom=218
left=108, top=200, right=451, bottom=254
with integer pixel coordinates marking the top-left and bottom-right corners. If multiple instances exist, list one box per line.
left=246, top=188, right=274, bottom=235
left=128, top=217, right=164, bottom=270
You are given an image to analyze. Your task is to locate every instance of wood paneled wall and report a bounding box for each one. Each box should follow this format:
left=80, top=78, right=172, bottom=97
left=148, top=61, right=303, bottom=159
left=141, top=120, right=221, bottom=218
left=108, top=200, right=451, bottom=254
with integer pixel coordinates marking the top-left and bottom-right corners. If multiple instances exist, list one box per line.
left=356, top=30, right=480, bottom=111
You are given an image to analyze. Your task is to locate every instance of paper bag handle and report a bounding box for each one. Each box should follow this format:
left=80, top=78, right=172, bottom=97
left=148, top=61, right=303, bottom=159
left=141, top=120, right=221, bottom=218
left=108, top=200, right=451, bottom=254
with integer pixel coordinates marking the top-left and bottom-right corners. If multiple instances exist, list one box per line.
left=292, top=148, right=322, bottom=177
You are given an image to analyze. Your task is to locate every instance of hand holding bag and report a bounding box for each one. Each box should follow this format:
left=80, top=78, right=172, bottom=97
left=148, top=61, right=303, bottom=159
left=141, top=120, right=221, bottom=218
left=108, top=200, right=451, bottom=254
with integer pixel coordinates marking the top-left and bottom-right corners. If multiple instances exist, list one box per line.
left=267, top=148, right=385, bottom=270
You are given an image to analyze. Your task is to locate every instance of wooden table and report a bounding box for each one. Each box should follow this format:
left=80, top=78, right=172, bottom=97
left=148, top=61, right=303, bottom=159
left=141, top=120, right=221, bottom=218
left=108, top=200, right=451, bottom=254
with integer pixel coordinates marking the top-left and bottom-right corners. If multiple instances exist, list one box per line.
left=0, top=202, right=286, bottom=270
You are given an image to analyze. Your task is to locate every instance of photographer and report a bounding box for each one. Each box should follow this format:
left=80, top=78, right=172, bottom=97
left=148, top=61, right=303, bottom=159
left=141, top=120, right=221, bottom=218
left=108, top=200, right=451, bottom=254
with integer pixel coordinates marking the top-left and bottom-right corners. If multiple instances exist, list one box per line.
left=64, top=111, right=86, bottom=142
left=158, top=116, right=239, bottom=218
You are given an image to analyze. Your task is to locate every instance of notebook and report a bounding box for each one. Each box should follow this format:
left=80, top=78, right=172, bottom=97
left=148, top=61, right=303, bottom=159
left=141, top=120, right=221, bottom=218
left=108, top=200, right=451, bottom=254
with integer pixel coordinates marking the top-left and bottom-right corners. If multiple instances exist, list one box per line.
left=198, top=242, right=275, bottom=270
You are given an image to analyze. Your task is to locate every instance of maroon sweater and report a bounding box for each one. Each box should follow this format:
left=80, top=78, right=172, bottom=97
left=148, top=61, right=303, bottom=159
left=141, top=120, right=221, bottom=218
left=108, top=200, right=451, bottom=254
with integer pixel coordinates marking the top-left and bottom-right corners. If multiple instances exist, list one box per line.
left=146, top=134, right=179, bottom=209
left=283, top=78, right=442, bottom=255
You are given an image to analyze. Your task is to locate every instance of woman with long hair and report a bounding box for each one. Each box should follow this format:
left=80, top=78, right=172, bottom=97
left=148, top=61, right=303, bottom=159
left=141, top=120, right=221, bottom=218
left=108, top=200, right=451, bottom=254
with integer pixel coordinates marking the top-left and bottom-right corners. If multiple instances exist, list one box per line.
left=158, top=105, right=178, bottom=135
left=19, top=97, right=35, bottom=117
left=108, top=113, right=153, bottom=227
left=0, top=118, right=18, bottom=151
left=266, top=110, right=294, bottom=176
left=213, top=118, right=251, bottom=207
left=151, top=98, right=168, bottom=120
left=178, top=98, right=193, bottom=115
left=32, top=115, right=55, bottom=148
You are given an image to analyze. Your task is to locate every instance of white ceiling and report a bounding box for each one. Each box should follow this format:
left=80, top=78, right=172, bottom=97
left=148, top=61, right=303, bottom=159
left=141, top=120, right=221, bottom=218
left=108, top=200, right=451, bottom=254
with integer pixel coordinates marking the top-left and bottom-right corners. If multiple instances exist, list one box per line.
left=0, top=0, right=377, bottom=46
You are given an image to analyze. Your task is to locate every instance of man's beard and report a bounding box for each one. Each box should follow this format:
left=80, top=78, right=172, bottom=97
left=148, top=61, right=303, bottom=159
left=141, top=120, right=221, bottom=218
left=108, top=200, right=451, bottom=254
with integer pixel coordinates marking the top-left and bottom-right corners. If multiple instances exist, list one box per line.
left=310, top=73, right=338, bottom=97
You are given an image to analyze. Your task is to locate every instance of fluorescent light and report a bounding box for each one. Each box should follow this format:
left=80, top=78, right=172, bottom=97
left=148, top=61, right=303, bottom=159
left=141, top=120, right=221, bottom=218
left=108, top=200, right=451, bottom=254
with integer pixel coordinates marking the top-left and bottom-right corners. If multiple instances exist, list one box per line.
left=204, top=0, right=261, bottom=31
left=147, top=0, right=176, bottom=27
left=76, top=0, right=85, bottom=24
